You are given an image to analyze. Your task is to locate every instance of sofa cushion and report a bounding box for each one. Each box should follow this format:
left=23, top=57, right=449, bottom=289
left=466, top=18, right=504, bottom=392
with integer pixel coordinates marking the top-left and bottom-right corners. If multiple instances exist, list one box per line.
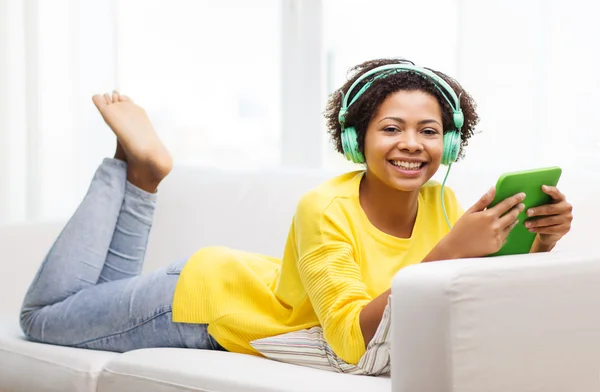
left=98, top=348, right=390, bottom=392
left=0, top=318, right=118, bottom=392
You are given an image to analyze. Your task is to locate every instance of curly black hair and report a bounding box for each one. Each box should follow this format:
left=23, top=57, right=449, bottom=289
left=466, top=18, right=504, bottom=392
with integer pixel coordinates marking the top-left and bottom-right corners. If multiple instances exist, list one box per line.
left=324, top=58, right=479, bottom=161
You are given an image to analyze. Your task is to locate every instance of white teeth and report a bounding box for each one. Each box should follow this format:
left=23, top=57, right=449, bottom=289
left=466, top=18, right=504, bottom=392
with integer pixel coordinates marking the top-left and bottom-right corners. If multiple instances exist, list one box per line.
left=391, top=160, right=423, bottom=170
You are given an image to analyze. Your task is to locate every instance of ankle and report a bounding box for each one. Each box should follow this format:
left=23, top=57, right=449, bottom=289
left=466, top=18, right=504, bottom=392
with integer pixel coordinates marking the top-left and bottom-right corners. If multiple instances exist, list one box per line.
left=126, top=166, right=163, bottom=193
left=114, top=143, right=127, bottom=162
left=127, top=177, right=159, bottom=193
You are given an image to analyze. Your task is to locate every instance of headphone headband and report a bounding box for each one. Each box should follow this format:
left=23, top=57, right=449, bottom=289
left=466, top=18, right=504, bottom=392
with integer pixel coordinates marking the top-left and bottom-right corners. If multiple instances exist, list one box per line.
left=338, top=64, right=464, bottom=130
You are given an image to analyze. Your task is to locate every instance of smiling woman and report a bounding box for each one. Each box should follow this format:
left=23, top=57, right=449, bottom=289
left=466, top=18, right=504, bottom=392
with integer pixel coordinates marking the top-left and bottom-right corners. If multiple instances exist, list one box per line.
left=18, top=57, right=573, bottom=373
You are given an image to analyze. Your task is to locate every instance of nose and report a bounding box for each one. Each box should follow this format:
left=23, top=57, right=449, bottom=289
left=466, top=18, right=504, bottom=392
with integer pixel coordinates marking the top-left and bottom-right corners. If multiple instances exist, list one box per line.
left=397, top=130, right=423, bottom=153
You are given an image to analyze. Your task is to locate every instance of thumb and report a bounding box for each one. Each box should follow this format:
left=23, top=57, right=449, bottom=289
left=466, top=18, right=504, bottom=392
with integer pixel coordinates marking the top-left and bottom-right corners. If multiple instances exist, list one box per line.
left=466, top=187, right=495, bottom=213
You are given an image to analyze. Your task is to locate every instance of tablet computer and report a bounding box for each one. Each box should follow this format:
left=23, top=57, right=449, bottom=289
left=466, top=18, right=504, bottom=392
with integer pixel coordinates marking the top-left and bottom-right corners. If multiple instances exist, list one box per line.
left=487, top=166, right=562, bottom=256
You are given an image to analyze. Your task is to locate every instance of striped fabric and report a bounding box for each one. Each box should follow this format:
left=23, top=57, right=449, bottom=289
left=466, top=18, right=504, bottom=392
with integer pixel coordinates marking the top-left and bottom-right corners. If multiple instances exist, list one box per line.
left=250, top=296, right=392, bottom=376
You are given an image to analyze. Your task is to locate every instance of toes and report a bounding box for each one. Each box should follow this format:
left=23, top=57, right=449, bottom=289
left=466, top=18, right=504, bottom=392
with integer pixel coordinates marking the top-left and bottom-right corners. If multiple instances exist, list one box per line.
left=92, top=94, right=109, bottom=111
left=119, top=94, right=132, bottom=103
left=103, top=93, right=112, bottom=105
left=112, top=90, right=119, bottom=103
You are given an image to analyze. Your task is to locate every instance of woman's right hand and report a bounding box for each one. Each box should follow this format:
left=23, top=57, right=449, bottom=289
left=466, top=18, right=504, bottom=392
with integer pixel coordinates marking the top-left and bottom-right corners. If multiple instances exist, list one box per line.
left=443, top=187, right=527, bottom=258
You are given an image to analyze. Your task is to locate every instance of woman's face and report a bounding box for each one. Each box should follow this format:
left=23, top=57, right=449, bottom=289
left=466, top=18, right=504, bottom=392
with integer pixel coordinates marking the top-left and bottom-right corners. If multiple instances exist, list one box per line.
left=363, top=90, right=444, bottom=192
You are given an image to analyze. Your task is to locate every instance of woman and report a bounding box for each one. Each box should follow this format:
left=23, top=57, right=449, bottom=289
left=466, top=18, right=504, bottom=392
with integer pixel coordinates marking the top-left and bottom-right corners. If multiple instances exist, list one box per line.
left=20, top=58, right=573, bottom=365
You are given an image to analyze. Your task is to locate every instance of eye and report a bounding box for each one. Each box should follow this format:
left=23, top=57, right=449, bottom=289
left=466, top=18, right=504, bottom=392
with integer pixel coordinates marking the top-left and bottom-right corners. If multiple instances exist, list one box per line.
left=383, top=126, right=398, bottom=133
left=422, top=128, right=440, bottom=135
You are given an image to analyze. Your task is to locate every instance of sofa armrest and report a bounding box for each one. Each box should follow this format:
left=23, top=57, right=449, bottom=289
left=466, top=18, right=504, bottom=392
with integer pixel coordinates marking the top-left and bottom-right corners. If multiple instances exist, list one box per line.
left=0, top=222, right=64, bottom=315
left=390, top=251, right=600, bottom=392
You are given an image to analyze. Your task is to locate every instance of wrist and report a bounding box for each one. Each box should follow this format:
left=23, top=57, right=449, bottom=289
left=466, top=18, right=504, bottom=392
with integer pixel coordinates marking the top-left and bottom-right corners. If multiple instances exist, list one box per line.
left=530, top=235, right=556, bottom=253
left=423, top=236, right=462, bottom=262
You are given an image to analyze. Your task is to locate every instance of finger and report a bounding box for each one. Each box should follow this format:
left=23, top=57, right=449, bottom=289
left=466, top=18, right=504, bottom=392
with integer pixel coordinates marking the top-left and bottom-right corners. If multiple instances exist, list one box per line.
left=489, top=192, right=526, bottom=217
left=103, top=93, right=112, bottom=105
left=499, top=203, right=525, bottom=228
left=466, top=187, right=496, bottom=213
left=526, top=224, right=569, bottom=234
left=92, top=94, right=108, bottom=111
left=503, top=219, right=519, bottom=236
left=112, top=90, right=120, bottom=103
left=527, top=201, right=572, bottom=218
left=541, top=185, right=566, bottom=202
left=499, top=219, right=519, bottom=248
left=525, top=215, right=567, bottom=229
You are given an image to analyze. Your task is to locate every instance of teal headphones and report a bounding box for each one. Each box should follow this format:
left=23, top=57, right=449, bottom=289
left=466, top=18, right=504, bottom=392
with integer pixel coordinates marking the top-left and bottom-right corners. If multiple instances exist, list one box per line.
left=337, top=63, right=464, bottom=228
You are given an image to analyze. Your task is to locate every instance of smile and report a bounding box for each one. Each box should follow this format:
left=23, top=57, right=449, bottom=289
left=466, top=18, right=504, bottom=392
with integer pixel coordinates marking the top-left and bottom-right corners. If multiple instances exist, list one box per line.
left=389, top=160, right=425, bottom=170
left=388, top=160, right=427, bottom=176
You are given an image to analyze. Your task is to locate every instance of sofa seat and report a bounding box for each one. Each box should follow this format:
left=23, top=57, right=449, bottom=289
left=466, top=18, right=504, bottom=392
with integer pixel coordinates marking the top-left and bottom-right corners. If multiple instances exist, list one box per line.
left=98, top=348, right=390, bottom=392
left=0, top=318, right=118, bottom=392
left=0, top=317, right=390, bottom=392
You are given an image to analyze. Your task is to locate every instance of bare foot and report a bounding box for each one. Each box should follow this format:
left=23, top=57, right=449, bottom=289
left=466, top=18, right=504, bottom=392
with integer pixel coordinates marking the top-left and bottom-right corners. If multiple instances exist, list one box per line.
left=92, top=91, right=172, bottom=192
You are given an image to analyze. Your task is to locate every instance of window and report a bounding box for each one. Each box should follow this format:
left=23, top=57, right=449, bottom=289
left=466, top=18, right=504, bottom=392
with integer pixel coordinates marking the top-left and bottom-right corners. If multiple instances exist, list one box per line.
left=0, top=0, right=282, bottom=223
left=1, top=0, right=599, bottom=224
left=116, top=0, right=282, bottom=168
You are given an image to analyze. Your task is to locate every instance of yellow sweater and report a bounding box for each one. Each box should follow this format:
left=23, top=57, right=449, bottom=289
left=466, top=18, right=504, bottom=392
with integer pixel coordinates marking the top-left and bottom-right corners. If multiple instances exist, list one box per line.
left=172, top=171, right=463, bottom=364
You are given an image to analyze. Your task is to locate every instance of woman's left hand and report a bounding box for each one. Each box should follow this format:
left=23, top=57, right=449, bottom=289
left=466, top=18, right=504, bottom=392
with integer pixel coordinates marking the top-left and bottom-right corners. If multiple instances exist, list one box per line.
left=525, top=185, right=573, bottom=251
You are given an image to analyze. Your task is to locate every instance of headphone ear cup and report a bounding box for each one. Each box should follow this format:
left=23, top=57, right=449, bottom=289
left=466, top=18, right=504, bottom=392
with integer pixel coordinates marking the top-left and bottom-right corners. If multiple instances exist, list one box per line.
left=442, top=130, right=461, bottom=165
left=341, top=127, right=365, bottom=164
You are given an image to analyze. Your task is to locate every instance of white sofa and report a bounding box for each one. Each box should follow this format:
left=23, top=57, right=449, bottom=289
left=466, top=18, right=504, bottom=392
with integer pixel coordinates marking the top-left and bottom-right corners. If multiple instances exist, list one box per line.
left=1, top=166, right=599, bottom=392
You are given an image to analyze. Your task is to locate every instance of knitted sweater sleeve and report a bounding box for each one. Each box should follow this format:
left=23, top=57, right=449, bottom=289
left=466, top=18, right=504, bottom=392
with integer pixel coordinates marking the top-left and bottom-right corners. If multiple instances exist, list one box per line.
left=294, top=194, right=371, bottom=365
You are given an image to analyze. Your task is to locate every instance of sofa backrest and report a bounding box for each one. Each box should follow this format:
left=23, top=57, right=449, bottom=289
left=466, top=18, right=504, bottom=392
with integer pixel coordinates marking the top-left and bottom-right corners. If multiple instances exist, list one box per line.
left=0, top=222, right=65, bottom=315
left=144, top=167, right=334, bottom=270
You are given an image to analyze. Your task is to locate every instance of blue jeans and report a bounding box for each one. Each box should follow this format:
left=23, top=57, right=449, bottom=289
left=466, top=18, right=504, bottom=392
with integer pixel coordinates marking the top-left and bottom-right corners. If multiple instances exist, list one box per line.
left=20, top=158, right=223, bottom=352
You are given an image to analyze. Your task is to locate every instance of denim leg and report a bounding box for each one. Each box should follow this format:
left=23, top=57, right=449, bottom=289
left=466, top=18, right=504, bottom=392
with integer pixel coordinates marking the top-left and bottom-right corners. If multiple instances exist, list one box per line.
left=98, top=181, right=156, bottom=283
left=22, top=262, right=221, bottom=352
left=19, top=158, right=222, bottom=352
left=21, top=158, right=127, bottom=318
